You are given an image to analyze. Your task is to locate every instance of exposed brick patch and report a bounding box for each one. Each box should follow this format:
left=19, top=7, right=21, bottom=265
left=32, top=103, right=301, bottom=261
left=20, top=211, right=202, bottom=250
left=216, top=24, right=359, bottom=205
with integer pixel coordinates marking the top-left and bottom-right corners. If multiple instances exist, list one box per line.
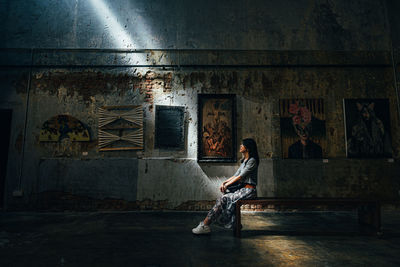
left=163, top=72, right=172, bottom=92
left=142, top=71, right=174, bottom=112
left=10, top=191, right=400, bottom=212
left=174, top=200, right=215, bottom=211
left=36, top=192, right=353, bottom=212
left=32, top=70, right=141, bottom=104
left=238, top=203, right=384, bottom=212
left=30, top=70, right=173, bottom=110
left=35, top=192, right=213, bottom=211
left=36, top=191, right=173, bottom=211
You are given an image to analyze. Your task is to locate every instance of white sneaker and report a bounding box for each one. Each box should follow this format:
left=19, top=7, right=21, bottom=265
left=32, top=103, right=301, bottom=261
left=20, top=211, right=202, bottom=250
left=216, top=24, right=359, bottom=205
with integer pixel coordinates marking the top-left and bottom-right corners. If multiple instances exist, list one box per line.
left=224, top=223, right=233, bottom=230
left=192, top=221, right=211, bottom=235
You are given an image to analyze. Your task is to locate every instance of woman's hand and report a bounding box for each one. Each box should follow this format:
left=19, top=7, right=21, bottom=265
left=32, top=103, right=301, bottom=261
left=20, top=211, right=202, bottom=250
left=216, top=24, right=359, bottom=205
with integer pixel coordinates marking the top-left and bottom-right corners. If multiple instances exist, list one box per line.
left=220, top=183, right=227, bottom=193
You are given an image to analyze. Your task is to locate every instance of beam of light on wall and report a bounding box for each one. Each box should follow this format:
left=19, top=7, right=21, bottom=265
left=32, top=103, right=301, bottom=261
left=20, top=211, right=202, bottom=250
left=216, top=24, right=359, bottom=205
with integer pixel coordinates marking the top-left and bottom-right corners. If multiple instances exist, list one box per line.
left=88, top=0, right=134, bottom=48
left=136, top=159, right=228, bottom=205
left=88, top=0, right=154, bottom=64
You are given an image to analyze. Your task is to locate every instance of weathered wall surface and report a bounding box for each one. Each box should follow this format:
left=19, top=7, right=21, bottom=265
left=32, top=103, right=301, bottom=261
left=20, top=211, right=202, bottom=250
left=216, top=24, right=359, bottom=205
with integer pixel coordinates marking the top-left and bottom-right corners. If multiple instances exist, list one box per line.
left=0, top=0, right=391, bottom=50
left=2, top=60, right=399, bottom=210
left=38, top=158, right=139, bottom=201
left=0, top=0, right=399, bottom=210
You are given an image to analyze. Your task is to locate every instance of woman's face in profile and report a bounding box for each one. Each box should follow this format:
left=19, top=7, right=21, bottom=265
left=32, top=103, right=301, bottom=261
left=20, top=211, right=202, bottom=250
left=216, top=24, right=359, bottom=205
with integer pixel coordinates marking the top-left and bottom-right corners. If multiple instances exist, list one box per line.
left=239, top=144, right=247, bottom=153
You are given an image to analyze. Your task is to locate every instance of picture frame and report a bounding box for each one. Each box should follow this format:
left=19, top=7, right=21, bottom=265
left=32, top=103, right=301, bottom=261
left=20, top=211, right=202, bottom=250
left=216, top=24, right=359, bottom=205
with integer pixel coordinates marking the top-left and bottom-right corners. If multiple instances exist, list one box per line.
left=197, top=94, right=236, bottom=163
left=155, top=105, right=185, bottom=150
left=279, top=99, right=326, bottom=159
left=343, top=98, right=392, bottom=158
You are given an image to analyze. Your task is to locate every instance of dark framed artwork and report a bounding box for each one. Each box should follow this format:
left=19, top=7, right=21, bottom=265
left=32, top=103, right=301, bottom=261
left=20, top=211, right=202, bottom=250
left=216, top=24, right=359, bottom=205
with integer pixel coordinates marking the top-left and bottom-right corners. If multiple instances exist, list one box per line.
left=344, top=99, right=392, bottom=158
left=198, top=94, right=236, bottom=163
left=280, top=99, right=326, bottom=159
left=155, top=105, right=185, bottom=150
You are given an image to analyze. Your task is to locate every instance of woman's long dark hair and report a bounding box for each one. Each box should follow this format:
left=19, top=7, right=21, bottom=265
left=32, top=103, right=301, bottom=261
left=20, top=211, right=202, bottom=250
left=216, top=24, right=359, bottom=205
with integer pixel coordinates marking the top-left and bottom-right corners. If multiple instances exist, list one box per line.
left=242, top=138, right=259, bottom=165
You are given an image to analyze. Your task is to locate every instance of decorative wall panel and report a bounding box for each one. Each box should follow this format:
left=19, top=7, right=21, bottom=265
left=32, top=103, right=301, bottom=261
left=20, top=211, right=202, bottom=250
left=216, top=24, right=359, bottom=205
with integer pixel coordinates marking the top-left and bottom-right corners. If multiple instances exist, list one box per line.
left=98, top=105, right=143, bottom=151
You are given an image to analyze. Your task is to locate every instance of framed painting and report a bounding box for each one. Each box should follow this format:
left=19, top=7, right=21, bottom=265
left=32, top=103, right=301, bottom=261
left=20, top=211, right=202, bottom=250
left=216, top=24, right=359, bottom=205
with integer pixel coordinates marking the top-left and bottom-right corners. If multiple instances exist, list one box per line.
left=198, top=94, right=236, bottom=163
left=280, top=99, right=326, bottom=159
left=344, top=99, right=392, bottom=158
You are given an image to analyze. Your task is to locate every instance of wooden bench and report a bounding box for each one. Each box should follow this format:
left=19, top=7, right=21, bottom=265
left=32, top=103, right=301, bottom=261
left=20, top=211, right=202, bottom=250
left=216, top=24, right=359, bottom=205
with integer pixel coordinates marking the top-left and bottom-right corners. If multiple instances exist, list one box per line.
left=234, top=198, right=381, bottom=238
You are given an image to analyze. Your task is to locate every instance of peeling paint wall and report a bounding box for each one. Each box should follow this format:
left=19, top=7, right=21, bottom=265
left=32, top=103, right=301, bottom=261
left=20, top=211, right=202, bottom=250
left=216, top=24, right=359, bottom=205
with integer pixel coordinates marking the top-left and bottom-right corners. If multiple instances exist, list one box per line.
left=0, top=0, right=400, bottom=210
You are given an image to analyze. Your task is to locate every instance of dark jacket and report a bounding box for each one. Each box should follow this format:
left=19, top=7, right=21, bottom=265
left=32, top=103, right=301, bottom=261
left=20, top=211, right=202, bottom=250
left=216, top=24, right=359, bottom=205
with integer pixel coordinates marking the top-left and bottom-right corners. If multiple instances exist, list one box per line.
left=288, top=140, right=322, bottom=159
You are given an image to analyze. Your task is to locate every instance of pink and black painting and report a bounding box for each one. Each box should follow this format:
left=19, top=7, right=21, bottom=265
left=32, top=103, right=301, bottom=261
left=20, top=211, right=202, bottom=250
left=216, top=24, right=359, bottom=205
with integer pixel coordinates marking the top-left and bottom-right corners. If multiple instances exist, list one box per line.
left=280, top=99, right=326, bottom=159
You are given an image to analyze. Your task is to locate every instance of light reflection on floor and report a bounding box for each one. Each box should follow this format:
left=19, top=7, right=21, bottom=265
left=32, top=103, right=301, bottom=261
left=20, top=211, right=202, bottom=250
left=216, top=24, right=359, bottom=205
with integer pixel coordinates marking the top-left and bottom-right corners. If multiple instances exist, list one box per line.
left=0, top=210, right=399, bottom=266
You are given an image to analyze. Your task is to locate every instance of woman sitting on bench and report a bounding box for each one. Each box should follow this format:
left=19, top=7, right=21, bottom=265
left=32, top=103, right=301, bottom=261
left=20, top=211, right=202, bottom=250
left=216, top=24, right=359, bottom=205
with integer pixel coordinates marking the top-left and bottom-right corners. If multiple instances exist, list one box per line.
left=192, top=138, right=259, bottom=234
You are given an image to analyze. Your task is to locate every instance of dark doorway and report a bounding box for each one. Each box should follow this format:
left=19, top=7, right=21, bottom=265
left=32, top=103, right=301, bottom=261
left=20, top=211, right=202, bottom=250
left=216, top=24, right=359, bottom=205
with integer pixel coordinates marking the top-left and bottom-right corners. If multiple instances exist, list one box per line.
left=0, top=109, right=12, bottom=208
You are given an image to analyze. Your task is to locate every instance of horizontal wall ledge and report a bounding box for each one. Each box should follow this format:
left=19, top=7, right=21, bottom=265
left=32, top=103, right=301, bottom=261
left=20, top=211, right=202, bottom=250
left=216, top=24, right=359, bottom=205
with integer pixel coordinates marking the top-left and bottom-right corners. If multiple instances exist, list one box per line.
left=0, top=49, right=392, bottom=68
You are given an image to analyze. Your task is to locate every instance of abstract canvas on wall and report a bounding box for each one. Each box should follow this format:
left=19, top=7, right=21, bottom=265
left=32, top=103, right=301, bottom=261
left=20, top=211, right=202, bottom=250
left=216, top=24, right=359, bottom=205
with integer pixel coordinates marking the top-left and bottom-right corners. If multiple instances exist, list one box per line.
left=155, top=105, right=185, bottom=150
left=280, top=99, right=326, bottom=159
left=98, top=105, right=143, bottom=151
left=344, top=99, right=392, bottom=158
left=39, top=114, right=90, bottom=142
left=198, top=94, right=236, bottom=163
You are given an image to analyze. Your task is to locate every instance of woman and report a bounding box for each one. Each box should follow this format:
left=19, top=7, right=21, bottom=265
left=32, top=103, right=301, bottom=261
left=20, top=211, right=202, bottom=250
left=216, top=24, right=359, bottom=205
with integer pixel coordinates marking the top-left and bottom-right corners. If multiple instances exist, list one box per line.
left=192, top=138, right=259, bottom=234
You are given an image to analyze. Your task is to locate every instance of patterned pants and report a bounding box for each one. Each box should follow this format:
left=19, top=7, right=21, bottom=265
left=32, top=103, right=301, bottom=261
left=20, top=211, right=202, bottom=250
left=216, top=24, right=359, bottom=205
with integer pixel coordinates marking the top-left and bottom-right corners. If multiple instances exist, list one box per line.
left=206, top=187, right=256, bottom=228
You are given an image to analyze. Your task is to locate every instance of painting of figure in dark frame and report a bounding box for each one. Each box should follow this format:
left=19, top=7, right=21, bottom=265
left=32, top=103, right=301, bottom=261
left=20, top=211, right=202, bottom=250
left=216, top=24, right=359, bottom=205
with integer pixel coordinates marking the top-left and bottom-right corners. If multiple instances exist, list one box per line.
left=198, top=94, right=236, bottom=163
left=344, top=99, right=392, bottom=158
left=280, top=99, right=326, bottom=159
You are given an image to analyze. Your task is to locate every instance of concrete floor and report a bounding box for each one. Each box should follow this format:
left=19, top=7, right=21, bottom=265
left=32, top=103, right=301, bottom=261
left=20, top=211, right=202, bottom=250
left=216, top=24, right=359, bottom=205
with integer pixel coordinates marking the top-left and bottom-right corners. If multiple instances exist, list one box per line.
left=0, top=210, right=399, bottom=267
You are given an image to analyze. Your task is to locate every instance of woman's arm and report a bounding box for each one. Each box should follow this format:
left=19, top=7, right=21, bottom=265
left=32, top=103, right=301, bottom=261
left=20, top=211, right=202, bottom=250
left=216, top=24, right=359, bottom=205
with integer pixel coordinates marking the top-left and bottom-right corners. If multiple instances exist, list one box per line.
left=220, top=177, right=232, bottom=192
left=224, top=175, right=242, bottom=187
left=220, top=158, right=257, bottom=193
left=220, top=175, right=243, bottom=193
left=219, top=160, right=246, bottom=192
left=222, top=175, right=236, bottom=185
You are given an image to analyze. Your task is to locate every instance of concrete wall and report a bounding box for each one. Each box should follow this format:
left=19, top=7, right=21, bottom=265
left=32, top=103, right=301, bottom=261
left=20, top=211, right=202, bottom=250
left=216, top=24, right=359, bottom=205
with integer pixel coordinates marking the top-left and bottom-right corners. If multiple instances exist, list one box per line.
left=0, top=0, right=399, bottom=210
left=0, top=0, right=391, bottom=50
